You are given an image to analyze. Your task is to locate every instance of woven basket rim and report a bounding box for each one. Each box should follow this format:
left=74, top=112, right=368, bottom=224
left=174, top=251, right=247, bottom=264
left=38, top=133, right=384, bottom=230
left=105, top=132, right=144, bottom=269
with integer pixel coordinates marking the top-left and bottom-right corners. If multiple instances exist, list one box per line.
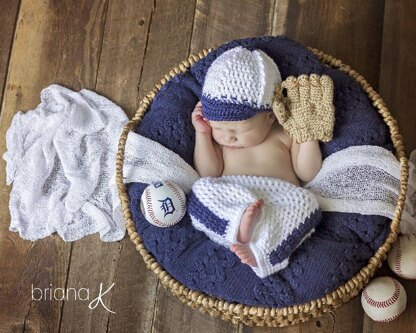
left=115, top=43, right=409, bottom=327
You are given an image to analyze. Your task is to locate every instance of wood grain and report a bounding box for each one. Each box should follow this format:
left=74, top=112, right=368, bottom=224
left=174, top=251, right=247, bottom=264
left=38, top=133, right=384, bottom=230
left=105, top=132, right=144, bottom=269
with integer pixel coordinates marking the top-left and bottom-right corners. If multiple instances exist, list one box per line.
left=285, top=0, right=385, bottom=90
left=95, top=0, right=155, bottom=119
left=364, top=0, right=416, bottom=329
left=190, top=0, right=276, bottom=53
left=0, top=0, right=107, bottom=330
left=57, top=0, right=161, bottom=332
left=379, top=0, right=416, bottom=155
left=91, top=1, right=159, bottom=333
left=0, top=0, right=20, bottom=109
left=136, top=0, right=197, bottom=99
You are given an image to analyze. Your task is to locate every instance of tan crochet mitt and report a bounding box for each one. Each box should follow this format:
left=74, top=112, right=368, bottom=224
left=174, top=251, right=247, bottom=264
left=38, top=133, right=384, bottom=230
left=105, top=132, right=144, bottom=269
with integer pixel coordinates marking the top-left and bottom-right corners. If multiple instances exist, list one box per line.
left=272, top=74, right=335, bottom=143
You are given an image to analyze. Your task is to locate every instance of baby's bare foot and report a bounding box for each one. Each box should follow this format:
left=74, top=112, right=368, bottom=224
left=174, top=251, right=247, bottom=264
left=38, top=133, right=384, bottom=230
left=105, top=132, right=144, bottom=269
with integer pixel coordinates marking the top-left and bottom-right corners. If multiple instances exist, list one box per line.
left=237, top=199, right=264, bottom=244
left=230, top=243, right=258, bottom=267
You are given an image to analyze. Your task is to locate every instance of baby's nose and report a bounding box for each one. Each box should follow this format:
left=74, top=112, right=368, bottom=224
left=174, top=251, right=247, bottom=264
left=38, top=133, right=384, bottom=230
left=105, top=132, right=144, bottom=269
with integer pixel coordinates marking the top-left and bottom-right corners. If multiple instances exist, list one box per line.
left=225, top=135, right=237, bottom=143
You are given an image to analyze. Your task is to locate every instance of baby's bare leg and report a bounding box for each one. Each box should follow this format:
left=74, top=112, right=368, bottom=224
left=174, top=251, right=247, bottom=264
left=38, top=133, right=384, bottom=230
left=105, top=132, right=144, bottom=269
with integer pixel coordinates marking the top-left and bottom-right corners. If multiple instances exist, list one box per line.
left=238, top=199, right=263, bottom=243
left=230, top=199, right=264, bottom=267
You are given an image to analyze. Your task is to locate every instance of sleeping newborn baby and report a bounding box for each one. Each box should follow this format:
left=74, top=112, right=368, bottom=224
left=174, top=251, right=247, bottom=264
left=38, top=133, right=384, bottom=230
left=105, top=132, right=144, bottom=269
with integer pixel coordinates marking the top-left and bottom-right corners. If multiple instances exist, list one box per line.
left=187, top=46, right=335, bottom=278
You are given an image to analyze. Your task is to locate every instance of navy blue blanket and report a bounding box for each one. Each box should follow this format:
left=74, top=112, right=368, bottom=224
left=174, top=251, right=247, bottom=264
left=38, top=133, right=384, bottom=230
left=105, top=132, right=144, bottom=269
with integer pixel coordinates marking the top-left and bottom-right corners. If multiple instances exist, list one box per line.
left=127, top=36, right=393, bottom=306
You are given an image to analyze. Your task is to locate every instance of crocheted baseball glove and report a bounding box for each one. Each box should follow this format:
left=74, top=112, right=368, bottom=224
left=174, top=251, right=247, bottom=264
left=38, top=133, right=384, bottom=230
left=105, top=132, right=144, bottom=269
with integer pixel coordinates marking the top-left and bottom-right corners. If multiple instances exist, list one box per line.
left=272, top=74, right=335, bottom=143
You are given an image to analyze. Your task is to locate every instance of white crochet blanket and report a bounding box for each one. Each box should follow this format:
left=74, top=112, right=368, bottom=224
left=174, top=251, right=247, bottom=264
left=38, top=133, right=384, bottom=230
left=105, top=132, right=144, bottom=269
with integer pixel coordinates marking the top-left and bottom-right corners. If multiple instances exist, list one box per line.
left=3, top=85, right=129, bottom=241
left=3, top=84, right=416, bottom=242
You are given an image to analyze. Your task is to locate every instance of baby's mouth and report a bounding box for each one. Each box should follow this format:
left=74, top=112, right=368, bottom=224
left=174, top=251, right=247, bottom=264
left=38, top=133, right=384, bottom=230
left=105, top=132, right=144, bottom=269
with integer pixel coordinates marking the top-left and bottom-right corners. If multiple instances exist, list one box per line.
left=224, top=145, right=243, bottom=149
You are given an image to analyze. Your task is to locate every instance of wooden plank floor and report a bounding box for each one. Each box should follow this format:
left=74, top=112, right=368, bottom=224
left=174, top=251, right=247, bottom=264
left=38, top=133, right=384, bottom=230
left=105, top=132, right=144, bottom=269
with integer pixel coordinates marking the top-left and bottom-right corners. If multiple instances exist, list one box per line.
left=0, top=0, right=415, bottom=332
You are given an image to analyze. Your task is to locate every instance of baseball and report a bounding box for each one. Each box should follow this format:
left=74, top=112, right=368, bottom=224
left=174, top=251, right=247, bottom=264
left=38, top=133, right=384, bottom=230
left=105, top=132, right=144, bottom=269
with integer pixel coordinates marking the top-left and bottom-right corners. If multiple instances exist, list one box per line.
left=387, top=233, right=416, bottom=279
left=140, top=181, right=187, bottom=227
left=361, top=276, right=407, bottom=322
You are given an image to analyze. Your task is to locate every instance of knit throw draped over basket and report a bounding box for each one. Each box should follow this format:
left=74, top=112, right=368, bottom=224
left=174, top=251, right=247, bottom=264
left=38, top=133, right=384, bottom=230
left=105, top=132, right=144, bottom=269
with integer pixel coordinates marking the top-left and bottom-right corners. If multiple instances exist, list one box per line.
left=115, top=36, right=409, bottom=327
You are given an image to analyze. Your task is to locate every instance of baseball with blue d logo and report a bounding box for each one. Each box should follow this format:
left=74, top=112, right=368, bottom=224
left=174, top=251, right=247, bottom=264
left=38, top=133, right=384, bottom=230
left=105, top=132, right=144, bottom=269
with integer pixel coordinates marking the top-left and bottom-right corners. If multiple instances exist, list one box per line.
left=140, top=181, right=187, bottom=227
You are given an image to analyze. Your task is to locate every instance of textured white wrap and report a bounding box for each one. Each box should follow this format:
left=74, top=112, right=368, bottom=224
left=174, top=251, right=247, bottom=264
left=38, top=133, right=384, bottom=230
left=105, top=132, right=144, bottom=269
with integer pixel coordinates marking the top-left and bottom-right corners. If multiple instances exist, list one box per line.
left=3, top=84, right=129, bottom=241
left=121, top=133, right=199, bottom=194
left=304, top=145, right=416, bottom=234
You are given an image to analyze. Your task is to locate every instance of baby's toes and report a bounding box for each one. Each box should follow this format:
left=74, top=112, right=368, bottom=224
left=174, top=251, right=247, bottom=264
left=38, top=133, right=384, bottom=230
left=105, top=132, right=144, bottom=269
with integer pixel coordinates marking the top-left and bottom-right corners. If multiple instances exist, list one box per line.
left=247, top=258, right=258, bottom=267
left=234, top=247, right=243, bottom=255
left=236, top=247, right=248, bottom=255
left=240, top=253, right=250, bottom=260
left=246, top=207, right=255, bottom=216
left=257, top=199, right=264, bottom=208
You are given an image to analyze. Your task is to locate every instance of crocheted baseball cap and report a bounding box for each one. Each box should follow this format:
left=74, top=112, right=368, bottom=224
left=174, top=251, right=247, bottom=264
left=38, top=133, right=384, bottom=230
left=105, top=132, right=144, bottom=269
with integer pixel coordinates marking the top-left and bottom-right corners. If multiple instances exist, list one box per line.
left=201, top=46, right=282, bottom=121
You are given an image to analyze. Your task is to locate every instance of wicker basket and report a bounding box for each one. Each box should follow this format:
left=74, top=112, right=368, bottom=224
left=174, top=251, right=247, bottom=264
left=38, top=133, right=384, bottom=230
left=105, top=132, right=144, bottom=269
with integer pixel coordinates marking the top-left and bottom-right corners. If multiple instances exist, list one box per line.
left=115, top=45, right=409, bottom=327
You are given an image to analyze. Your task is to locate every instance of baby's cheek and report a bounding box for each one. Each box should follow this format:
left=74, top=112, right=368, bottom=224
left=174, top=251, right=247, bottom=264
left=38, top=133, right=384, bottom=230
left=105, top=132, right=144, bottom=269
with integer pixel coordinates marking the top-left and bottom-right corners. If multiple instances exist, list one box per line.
left=244, top=133, right=257, bottom=142
left=246, top=133, right=264, bottom=145
left=212, top=131, right=221, bottom=142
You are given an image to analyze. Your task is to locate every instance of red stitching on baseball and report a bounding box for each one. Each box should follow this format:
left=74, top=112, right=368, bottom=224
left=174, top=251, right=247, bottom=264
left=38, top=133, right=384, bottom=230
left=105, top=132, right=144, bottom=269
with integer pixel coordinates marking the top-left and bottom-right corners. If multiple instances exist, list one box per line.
left=165, top=182, right=186, bottom=225
left=362, top=278, right=401, bottom=308
left=378, top=310, right=405, bottom=323
left=395, top=237, right=402, bottom=277
left=145, top=188, right=164, bottom=226
left=393, top=235, right=416, bottom=279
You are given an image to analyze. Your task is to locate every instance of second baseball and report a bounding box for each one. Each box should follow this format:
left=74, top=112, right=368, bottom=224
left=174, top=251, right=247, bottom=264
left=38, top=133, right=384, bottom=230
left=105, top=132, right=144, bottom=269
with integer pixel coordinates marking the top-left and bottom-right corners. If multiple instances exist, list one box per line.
left=387, top=233, right=416, bottom=279
left=361, top=276, right=406, bottom=322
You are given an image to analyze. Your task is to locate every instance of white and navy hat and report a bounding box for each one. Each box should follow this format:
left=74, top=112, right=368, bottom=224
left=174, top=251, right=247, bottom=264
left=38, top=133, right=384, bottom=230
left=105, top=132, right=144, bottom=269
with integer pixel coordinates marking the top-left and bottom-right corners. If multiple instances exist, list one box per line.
left=201, top=46, right=282, bottom=121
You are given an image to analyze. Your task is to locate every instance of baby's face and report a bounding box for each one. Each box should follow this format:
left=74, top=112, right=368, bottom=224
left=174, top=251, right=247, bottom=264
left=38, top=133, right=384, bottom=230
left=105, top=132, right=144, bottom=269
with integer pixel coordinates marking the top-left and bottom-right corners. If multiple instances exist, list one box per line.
left=209, top=112, right=275, bottom=148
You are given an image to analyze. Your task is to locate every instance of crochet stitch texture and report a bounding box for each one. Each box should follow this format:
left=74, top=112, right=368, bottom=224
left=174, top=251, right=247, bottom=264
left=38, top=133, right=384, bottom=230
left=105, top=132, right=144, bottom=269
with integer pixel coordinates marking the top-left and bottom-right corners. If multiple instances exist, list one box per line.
left=128, top=36, right=393, bottom=307
left=201, top=46, right=282, bottom=121
left=273, top=74, right=336, bottom=143
left=188, top=175, right=322, bottom=278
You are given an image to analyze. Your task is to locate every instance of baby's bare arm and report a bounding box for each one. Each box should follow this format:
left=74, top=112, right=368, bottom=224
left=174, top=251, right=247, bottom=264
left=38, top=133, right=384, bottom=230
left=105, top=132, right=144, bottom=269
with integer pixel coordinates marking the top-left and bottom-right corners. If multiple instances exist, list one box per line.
left=290, top=140, right=322, bottom=183
left=194, top=131, right=224, bottom=177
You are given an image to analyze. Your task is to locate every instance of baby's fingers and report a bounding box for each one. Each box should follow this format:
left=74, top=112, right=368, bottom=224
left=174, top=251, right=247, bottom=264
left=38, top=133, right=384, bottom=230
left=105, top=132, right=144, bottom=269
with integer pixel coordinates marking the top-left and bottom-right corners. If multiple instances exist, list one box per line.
left=192, top=108, right=203, bottom=120
left=193, top=101, right=202, bottom=111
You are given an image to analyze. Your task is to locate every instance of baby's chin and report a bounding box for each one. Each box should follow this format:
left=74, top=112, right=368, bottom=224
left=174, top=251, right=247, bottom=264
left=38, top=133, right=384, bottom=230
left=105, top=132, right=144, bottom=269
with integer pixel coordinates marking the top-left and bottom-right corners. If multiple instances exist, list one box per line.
left=215, top=139, right=262, bottom=149
left=221, top=142, right=257, bottom=149
left=223, top=145, right=244, bottom=149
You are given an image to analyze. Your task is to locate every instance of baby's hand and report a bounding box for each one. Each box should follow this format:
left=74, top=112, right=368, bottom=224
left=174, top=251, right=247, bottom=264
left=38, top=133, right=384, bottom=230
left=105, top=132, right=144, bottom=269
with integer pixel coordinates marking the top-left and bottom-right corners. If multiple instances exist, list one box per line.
left=192, top=101, right=211, bottom=133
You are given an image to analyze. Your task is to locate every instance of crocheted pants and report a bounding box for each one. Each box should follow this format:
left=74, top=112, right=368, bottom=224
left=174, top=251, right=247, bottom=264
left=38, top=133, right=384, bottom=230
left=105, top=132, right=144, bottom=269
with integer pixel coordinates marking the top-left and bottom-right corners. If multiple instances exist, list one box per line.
left=187, top=175, right=322, bottom=278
